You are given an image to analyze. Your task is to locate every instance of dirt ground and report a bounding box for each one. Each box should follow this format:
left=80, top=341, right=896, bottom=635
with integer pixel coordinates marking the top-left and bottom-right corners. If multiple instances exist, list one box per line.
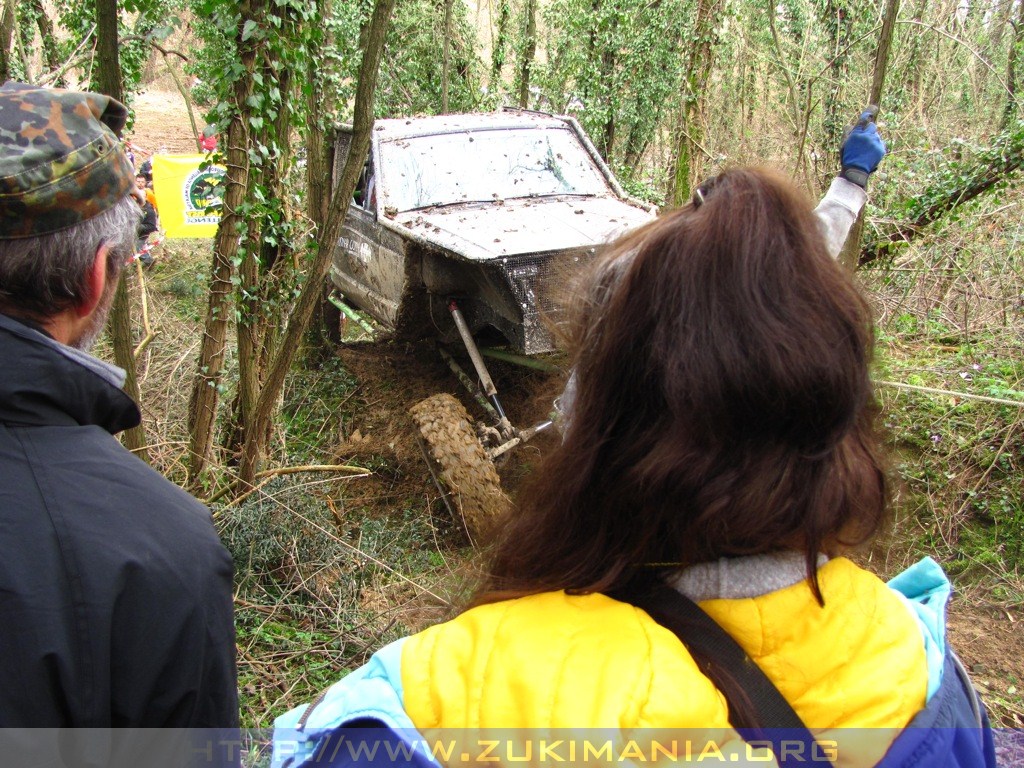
left=127, top=82, right=1024, bottom=742
left=126, top=77, right=204, bottom=155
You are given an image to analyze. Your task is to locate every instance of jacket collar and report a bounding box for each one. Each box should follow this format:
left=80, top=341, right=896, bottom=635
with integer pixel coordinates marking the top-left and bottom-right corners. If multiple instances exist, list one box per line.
left=0, top=312, right=140, bottom=434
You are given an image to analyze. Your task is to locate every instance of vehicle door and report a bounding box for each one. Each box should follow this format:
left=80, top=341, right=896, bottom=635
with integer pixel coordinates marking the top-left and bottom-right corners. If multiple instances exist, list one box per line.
left=333, top=143, right=405, bottom=327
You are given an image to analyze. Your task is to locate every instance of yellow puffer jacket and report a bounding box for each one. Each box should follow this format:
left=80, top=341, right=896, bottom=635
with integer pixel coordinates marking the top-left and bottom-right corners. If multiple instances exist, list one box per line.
left=274, top=557, right=932, bottom=768
left=401, top=558, right=926, bottom=764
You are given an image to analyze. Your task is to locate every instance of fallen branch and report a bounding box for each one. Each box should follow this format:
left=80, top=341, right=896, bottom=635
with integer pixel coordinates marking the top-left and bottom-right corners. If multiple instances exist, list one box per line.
left=877, top=380, right=1024, bottom=408
left=132, top=257, right=158, bottom=361
left=133, top=331, right=159, bottom=359
left=156, top=46, right=202, bottom=150
left=208, top=463, right=371, bottom=506
left=860, top=123, right=1024, bottom=267
left=38, top=25, right=96, bottom=86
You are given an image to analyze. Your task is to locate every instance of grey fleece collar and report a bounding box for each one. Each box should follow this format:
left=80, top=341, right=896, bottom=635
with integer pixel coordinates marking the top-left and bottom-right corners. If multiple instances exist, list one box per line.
left=669, top=552, right=830, bottom=602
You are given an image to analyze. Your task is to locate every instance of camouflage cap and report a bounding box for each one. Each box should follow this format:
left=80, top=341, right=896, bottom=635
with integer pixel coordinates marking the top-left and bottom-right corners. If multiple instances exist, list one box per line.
left=0, top=81, right=135, bottom=239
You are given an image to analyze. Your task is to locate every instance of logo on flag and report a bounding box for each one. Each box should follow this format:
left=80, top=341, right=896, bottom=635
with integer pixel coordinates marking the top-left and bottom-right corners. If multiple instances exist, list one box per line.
left=152, top=155, right=226, bottom=239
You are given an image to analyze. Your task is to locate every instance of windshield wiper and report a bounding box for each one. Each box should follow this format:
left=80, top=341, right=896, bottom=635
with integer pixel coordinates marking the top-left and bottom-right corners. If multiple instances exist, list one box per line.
left=408, top=198, right=502, bottom=213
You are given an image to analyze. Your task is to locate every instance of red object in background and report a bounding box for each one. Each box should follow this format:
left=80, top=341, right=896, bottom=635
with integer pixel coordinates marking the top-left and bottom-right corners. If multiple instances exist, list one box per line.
left=200, top=134, right=218, bottom=151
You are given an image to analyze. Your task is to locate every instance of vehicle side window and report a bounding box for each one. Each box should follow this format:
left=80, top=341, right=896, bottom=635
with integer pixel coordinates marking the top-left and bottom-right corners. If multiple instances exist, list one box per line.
left=353, top=152, right=376, bottom=213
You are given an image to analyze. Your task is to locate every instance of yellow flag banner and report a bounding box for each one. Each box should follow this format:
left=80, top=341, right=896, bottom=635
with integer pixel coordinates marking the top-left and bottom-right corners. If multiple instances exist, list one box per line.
left=151, top=154, right=226, bottom=239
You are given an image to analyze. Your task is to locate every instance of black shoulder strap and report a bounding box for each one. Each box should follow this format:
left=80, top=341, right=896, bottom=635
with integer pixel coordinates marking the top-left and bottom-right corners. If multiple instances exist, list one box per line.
left=618, top=581, right=834, bottom=768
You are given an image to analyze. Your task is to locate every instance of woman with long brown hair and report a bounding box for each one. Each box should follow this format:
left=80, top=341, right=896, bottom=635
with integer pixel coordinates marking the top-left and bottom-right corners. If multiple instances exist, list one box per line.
left=273, top=151, right=994, bottom=768
left=489, top=166, right=887, bottom=602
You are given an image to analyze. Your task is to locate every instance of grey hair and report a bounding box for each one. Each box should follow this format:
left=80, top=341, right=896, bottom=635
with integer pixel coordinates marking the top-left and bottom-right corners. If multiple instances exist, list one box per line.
left=0, top=194, right=141, bottom=321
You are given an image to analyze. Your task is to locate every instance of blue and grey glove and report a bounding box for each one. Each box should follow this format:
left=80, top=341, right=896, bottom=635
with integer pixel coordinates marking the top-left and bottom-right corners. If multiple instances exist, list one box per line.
left=840, top=106, right=886, bottom=189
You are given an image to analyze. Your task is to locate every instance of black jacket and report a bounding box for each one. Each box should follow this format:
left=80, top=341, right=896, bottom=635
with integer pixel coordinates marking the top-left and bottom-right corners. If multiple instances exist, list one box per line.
left=0, top=314, right=238, bottom=728
left=138, top=201, right=159, bottom=240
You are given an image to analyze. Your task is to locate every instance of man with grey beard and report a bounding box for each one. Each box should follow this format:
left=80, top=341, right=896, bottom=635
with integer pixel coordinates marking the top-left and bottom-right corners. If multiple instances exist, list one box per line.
left=0, top=82, right=238, bottom=731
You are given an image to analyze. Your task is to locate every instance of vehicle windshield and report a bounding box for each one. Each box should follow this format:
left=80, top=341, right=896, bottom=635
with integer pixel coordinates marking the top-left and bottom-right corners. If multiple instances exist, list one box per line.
left=378, top=126, right=611, bottom=212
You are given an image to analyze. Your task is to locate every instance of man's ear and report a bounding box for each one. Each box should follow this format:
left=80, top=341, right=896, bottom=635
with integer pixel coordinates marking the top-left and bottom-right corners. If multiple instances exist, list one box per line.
left=76, top=244, right=110, bottom=319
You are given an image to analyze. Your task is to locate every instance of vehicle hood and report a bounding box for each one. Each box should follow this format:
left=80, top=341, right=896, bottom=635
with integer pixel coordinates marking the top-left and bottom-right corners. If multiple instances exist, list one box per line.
left=389, top=196, right=652, bottom=262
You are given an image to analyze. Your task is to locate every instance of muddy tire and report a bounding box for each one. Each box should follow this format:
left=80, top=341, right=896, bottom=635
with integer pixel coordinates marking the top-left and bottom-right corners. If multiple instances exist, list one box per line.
left=409, top=393, right=511, bottom=543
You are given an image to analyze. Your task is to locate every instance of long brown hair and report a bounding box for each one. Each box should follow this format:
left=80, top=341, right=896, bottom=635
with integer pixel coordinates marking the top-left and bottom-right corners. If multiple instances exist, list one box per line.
left=480, top=167, right=888, bottom=603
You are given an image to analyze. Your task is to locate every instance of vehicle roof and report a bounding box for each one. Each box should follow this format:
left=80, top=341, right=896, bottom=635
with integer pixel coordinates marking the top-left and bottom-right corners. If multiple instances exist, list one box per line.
left=371, top=110, right=573, bottom=141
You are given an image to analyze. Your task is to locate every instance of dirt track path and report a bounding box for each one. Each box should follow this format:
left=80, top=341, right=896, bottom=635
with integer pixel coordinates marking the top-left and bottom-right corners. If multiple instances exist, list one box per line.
left=128, top=83, right=201, bottom=156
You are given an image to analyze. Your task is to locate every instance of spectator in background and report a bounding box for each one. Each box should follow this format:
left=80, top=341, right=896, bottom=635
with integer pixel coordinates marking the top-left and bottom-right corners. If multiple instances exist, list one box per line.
left=200, top=124, right=219, bottom=152
left=135, top=172, right=159, bottom=266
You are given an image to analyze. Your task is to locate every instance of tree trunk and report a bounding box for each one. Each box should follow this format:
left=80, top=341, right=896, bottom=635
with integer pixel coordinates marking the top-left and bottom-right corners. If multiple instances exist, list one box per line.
left=0, top=0, right=15, bottom=83
left=665, top=0, right=723, bottom=206
left=237, top=0, right=396, bottom=487
left=93, top=0, right=149, bottom=460
left=1001, top=0, right=1024, bottom=129
left=821, top=0, right=852, bottom=151
left=441, top=0, right=453, bottom=112
left=838, top=0, right=900, bottom=270
left=904, top=0, right=929, bottom=101
left=187, top=0, right=260, bottom=486
left=30, top=0, right=60, bottom=78
left=94, top=0, right=122, bottom=97
left=233, top=59, right=294, bottom=458
left=13, top=2, right=31, bottom=81
left=490, top=0, right=511, bottom=91
left=988, top=0, right=1014, bottom=54
left=517, top=0, right=537, bottom=108
left=306, top=0, right=341, bottom=349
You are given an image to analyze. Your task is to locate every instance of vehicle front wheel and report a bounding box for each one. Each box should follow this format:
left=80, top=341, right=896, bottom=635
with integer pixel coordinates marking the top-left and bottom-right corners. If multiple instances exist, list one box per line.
left=409, top=393, right=511, bottom=544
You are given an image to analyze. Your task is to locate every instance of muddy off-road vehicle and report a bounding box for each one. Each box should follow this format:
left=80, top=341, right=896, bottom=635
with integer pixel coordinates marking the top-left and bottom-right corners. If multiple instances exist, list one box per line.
left=331, top=109, right=653, bottom=539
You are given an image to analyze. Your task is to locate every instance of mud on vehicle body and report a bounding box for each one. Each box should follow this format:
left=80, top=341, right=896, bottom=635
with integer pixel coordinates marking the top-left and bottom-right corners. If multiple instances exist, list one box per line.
left=330, top=108, right=653, bottom=353
left=330, top=109, right=653, bottom=538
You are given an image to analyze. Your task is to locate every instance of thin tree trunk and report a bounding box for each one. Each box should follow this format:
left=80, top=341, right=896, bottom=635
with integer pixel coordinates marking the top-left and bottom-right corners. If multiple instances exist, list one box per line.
left=442, top=0, right=453, bottom=112
left=306, top=0, right=340, bottom=348
left=30, top=0, right=60, bottom=77
left=765, top=0, right=801, bottom=131
left=905, top=0, right=929, bottom=102
left=13, top=5, right=30, bottom=81
left=822, top=0, right=852, bottom=150
left=517, top=0, right=537, bottom=108
left=109, top=278, right=151, bottom=459
left=666, top=0, right=723, bottom=206
left=233, top=60, right=294, bottom=457
left=977, top=0, right=1013, bottom=94
left=580, top=0, right=602, bottom=129
left=187, top=0, right=260, bottom=485
left=988, top=0, right=1014, bottom=53
left=838, top=0, right=901, bottom=270
left=868, top=0, right=900, bottom=104
left=0, top=0, right=16, bottom=82
left=490, top=0, right=511, bottom=91
left=93, top=0, right=149, bottom=460
left=94, top=0, right=122, bottom=97
left=1001, top=0, right=1024, bottom=129
left=237, top=0, right=396, bottom=487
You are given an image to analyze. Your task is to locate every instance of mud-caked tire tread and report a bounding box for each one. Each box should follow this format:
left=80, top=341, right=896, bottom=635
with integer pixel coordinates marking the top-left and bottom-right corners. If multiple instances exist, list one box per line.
left=409, top=393, right=510, bottom=542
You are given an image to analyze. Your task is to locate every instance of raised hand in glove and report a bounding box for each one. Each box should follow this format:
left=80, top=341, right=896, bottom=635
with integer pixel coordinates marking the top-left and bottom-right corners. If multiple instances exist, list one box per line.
left=840, top=106, right=886, bottom=189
